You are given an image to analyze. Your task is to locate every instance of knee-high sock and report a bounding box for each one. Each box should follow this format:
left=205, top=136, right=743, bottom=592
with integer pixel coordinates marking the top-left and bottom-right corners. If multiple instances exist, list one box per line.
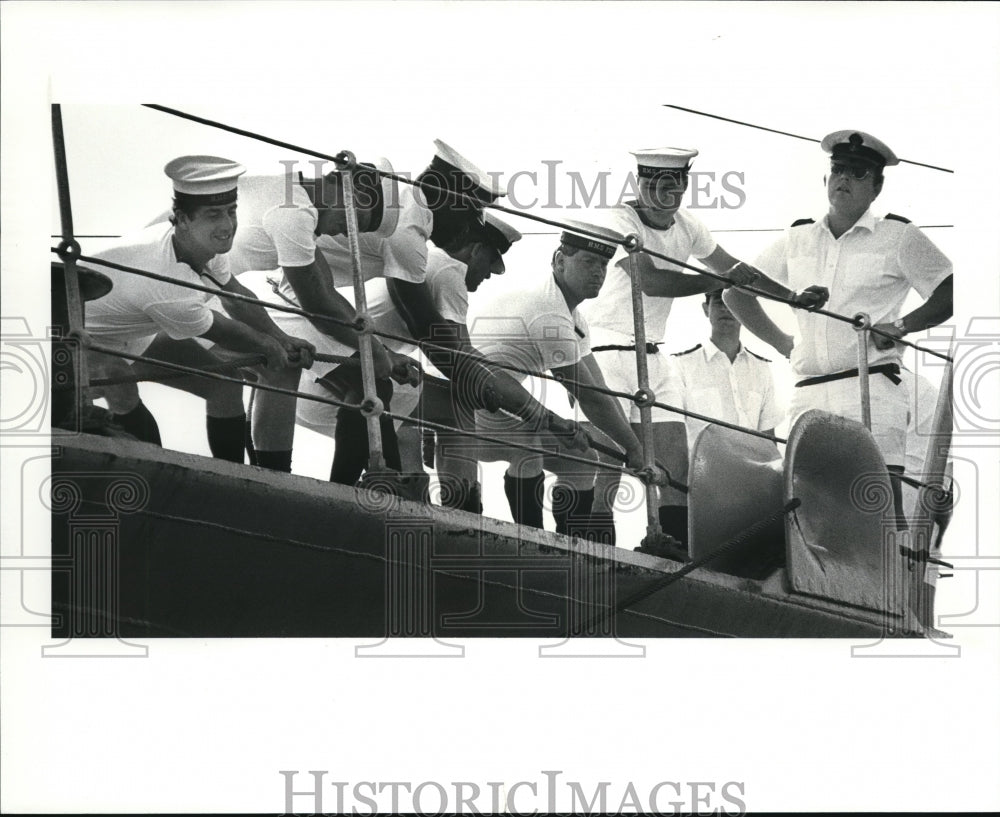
left=112, top=401, right=162, bottom=446
left=658, top=505, right=688, bottom=547
left=255, top=449, right=293, bottom=473
left=330, top=379, right=401, bottom=484
left=503, top=472, right=545, bottom=529
left=551, top=483, right=595, bottom=537
left=586, top=510, right=617, bottom=546
left=461, top=480, right=483, bottom=515
left=439, top=476, right=483, bottom=514
left=206, top=414, right=247, bottom=463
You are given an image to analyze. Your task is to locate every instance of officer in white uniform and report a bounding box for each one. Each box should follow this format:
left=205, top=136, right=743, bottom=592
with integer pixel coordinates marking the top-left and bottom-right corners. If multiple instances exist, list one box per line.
left=674, top=289, right=783, bottom=450
left=579, top=147, right=826, bottom=546
left=86, top=155, right=314, bottom=462
left=724, top=130, right=953, bottom=525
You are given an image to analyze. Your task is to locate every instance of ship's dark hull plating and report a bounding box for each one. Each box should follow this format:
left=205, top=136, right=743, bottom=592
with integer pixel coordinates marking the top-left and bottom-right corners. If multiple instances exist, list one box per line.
left=50, top=434, right=919, bottom=639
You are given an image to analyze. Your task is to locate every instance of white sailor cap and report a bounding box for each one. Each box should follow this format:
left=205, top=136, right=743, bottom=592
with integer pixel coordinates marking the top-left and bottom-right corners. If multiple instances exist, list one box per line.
left=164, top=155, right=246, bottom=204
left=365, top=156, right=401, bottom=239
left=631, top=147, right=698, bottom=179
left=821, top=130, right=899, bottom=167
left=559, top=218, right=625, bottom=260
left=481, top=212, right=522, bottom=254
left=428, top=138, right=506, bottom=204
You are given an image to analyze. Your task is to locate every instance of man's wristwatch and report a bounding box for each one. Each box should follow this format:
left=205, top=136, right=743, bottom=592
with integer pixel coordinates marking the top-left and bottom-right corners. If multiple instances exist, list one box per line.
left=892, top=318, right=908, bottom=335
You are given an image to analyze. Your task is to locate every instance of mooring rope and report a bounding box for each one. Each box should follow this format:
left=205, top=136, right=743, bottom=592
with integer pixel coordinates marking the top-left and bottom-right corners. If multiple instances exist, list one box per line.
left=576, top=498, right=802, bottom=635
left=662, top=104, right=954, bottom=173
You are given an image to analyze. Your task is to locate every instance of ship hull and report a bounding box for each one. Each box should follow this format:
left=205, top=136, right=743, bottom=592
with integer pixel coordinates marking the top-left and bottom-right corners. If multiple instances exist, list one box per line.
left=50, top=434, right=917, bottom=639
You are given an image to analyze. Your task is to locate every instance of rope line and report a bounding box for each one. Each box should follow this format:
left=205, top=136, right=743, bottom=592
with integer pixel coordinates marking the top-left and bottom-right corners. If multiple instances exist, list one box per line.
left=662, top=104, right=955, bottom=173
left=82, top=343, right=668, bottom=487
left=896, top=471, right=952, bottom=494
left=379, top=405, right=648, bottom=484
left=576, top=498, right=801, bottom=635
left=143, top=104, right=347, bottom=165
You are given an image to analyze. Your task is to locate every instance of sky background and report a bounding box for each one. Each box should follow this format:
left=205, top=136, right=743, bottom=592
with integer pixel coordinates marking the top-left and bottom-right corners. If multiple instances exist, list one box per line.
left=3, top=2, right=1000, bottom=813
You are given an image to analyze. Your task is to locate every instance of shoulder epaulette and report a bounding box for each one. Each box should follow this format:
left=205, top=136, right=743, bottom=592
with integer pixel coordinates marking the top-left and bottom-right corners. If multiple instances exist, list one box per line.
left=745, top=348, right=772, bottom=363
left=884, top=213, right=911, bottom=224
left=672, top=344, right=702, bottom=357
left=791, top=218, right=815, bottom=227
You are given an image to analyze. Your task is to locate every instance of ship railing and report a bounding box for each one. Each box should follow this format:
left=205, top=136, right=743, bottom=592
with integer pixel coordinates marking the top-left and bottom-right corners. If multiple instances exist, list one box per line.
left=51, top=103, right=955, bottom=548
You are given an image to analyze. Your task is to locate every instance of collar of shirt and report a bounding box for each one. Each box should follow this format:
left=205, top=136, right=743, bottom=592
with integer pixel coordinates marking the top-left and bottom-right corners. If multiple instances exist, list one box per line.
left=821, top=208, right=877, bottom=238
left=702, top=337, right=744, bottom=363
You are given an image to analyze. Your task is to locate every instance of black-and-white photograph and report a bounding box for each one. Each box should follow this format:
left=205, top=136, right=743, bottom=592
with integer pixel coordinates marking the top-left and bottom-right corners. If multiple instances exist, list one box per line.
left=2, top=2, right=998, bottom=814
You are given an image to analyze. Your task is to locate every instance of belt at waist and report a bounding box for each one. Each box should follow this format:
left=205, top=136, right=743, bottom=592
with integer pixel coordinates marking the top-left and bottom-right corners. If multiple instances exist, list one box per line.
left=795, top=362, right=901, bottom=388
left=592, top=343, right=661, bottom=354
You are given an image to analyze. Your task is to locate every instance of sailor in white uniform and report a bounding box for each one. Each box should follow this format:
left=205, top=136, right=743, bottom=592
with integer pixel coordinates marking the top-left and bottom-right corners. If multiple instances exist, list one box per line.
left=724, top=130, right=953, bottom=525
left=86, top=156, right=314, bottom=462
left=295, top=211, right=521, bottom=511
left=579, top=147, right=827, bottom=546
left=227, top=156, right=410, bottom=472
left=470, top=222, right=659, bottom=538
left=319, top=141, right=580, bottom=487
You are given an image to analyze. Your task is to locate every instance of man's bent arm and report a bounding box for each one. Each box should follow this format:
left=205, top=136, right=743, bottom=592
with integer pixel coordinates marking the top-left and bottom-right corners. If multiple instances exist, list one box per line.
left=723, top=287, right=795, bottom=359
left=200, top=311, right=286, bottom=367
left=282, top=257, right=362, bottom=348
left=559, top=355, right=642, bottom=464
left=629, top=253, right=724, bottom=298
left=872, top=275, right=953, bottom=349
left=387, top=278, right=555, bottom=424
left=220, top=276, right=289, bottom=339
left=901, top=275, right=953, bottom=333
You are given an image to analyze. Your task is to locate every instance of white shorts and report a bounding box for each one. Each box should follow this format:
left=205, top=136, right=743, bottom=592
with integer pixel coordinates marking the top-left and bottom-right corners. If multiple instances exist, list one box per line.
left=296, top=375, right=421, bottom=435
left=238, top=271, right=355, bottom=380
left=589, top=330, right=684, bottom=424
left=271, top=311, right=355, bottom=380
left=790, top=371, right=908, bottom=467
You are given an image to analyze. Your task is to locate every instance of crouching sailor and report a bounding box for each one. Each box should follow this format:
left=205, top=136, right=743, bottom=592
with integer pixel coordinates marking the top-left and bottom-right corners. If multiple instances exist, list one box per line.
left=469, top=222, right=660, bottom=540
left=85, top=155, right=315, bottom=461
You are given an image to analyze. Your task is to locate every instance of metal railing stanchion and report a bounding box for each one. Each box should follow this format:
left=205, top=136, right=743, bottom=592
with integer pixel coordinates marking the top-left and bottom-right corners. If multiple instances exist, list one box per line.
left=336, top=150, right=386, bottom=471
left=624, top=235, right=663, bottom=539
left=853, top=312, right=873, bottom=430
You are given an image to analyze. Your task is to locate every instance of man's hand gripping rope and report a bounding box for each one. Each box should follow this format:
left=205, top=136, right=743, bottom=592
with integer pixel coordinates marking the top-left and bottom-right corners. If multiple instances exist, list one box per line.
left=543, top=413, right=674, bottom=489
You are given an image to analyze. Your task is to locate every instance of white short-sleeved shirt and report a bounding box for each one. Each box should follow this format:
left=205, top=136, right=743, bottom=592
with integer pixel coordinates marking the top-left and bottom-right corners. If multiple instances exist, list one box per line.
left=85, top=222, right=231, bottom=352
left=754, top=210, right=952, bottom=377
left=310, top=183, right=432, bottom=291
left=337, top=246, right=469, bottom=357
left=470, top=272, right=590, bottom=380
left=227, top=174, right=319, bottom=274
left=579, top=203, right=717, bottom=342
left=424, top=247, right=470, bottom=324
left=673, top=338, right=783, bottom=448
